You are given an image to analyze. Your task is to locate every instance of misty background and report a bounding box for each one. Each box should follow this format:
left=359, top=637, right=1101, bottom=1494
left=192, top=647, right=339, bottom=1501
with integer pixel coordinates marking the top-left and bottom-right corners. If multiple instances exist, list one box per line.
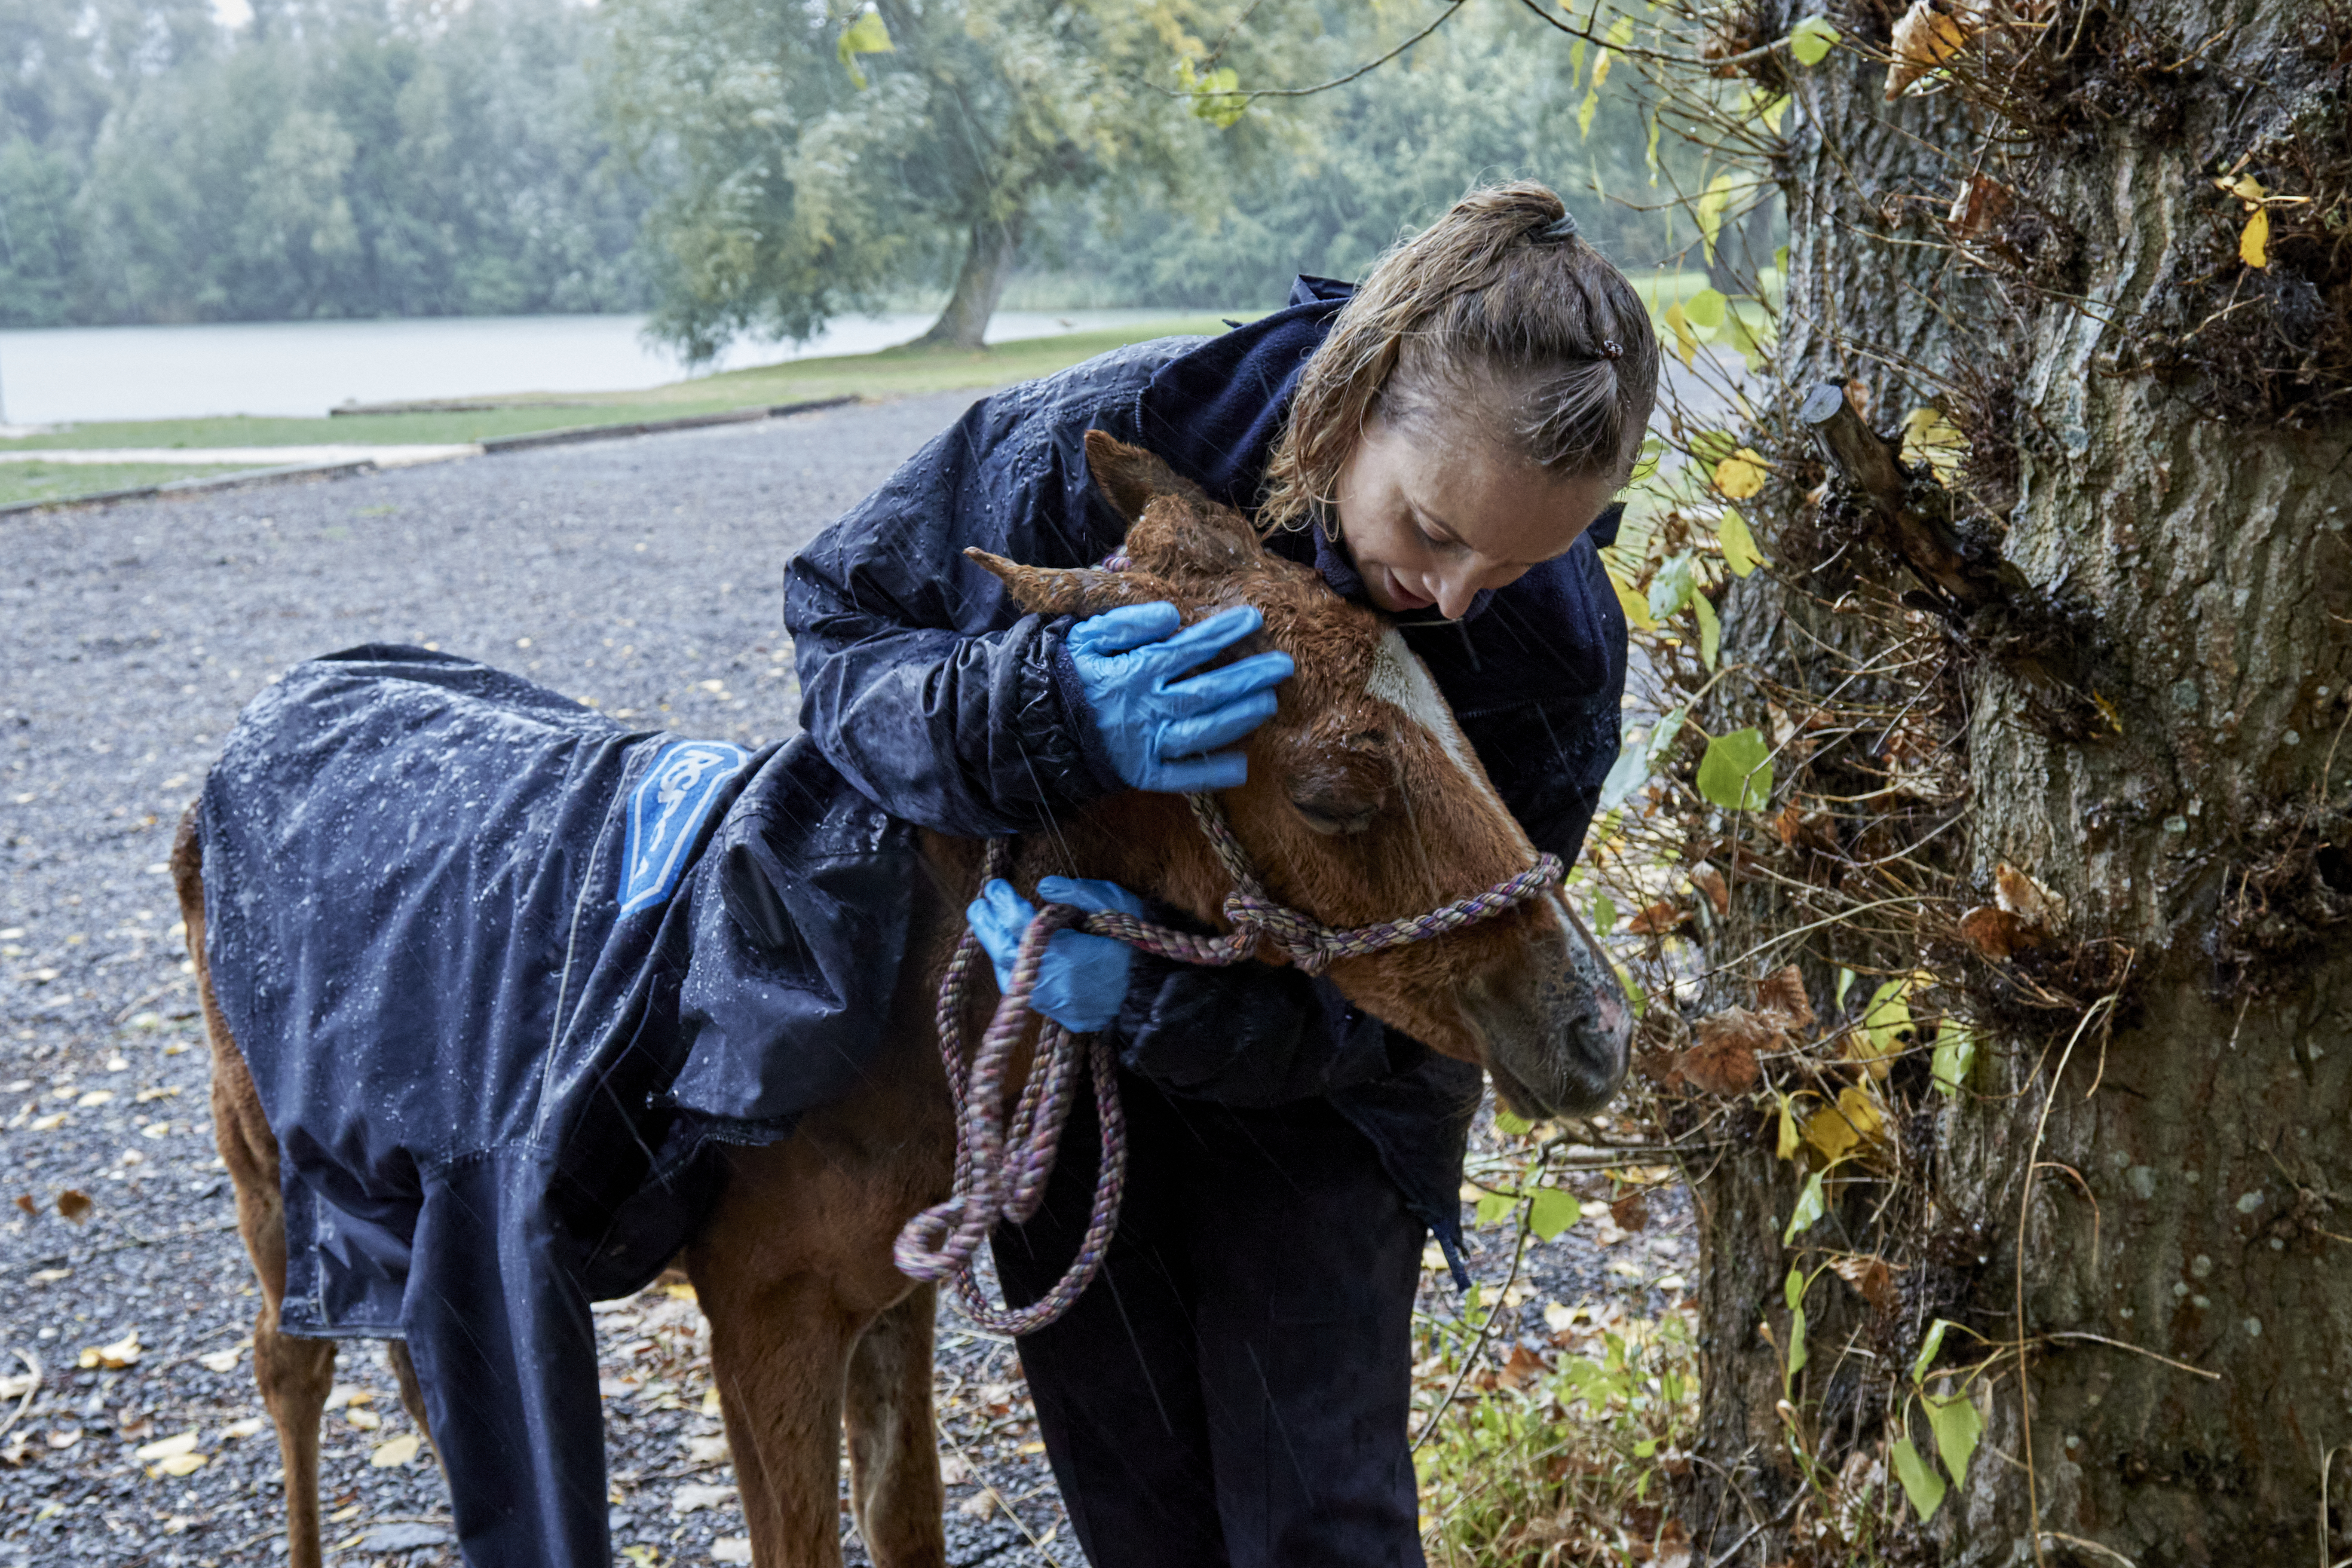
left=2, top=0, right=1712, bottom=355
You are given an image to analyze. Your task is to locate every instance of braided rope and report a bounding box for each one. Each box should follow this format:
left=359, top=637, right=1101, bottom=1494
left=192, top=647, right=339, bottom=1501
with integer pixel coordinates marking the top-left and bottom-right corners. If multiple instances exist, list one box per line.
left=894, top=798, right=1563, bottom=1333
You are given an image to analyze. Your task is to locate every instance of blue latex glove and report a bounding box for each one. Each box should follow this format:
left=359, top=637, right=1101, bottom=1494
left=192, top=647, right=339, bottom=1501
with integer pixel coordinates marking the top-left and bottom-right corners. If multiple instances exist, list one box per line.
left=1064, top=602, right=1293, bottom=793
left=966, top=876, right=1151, bottom=1033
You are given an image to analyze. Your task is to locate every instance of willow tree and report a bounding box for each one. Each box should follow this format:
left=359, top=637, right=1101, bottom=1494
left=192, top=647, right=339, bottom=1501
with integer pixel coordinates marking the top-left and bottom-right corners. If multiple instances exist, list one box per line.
left=1561, top=0, right=2352, bottom=1560
left=601, top=0, right=1324, bottom=359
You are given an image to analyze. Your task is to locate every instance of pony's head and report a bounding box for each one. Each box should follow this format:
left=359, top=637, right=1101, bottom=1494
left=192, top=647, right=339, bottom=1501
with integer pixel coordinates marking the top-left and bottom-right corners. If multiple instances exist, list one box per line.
left=966, top=432, right=1630, bottom=1117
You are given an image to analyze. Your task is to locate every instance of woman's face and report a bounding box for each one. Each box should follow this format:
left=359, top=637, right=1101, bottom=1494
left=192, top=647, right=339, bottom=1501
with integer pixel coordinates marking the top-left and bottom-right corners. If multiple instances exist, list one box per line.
left=1333, top=415, right=1620, bottom=620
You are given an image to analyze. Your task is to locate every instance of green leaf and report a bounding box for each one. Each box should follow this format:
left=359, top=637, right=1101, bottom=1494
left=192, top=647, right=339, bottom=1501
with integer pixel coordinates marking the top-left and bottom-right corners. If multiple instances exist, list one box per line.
left=836, top=7, right=893, bottom=89
left=1693, top=592, right=1720, bottom=671
left=1782, top=1170, right=1825, bottom=1243
left=1697, top=727, right=1773, bottom=812
left=1890, top=1436, right=1947, bottom=1520
left=1931, top=1020, right=1977, bottom=1099
left=1683, top=287, right=1727, bottom=331
left=1493, top=1108, right=1533, bottom=1137
left=1605, top=15, right=1635, bottom=46
left=1631, top=435, right=1664, bottom=484
left=1696, top=173, right=1738, bottom=264
left=1761, top=93, right=1791, bottom=133
left=1475, top=1191, right=1515, bottom=1227
left=1912, top=1318, right=1953, bottom=1383
left=1577, top=88, right=1600, bottom=140
left=1592, top=889, right=1619, bottom=933
left=1788, top=15, right=1840, bottom=66
left=1718, top=507, right=1765, bottom=576
left=1645, top=105, right=1662, bottom=181
left=1175, top=60, right=1247, bottom=128
left=1687, top=428, right=1738, bottom=468
left=1925, top=1390, right=1983, bottom=1484
left=1529, top=1187, right=1582, bottom=1241
left=1569, top=38, right=1587, bottom=86
left=1834, top=966, right=1856, bottom=1010
left=1648, top=552, right=1697, bottom=622
left=1783, top=1267, right=1809, bottom=1380
left=1862, top=978, right=1916, bottom=1057
left=1614, top=961, right=1645, bottom=1020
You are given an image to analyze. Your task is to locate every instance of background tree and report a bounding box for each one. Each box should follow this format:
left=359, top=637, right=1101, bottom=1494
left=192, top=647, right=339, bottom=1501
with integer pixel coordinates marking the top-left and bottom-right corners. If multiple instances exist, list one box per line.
left=1526, top=0, right=2352, bottom=1559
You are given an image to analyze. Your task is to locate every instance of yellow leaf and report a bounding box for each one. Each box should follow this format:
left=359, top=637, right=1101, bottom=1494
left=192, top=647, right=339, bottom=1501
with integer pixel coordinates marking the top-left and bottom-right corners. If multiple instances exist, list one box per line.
left=1775, top=1095, right=1801, bottom=1160
left=371, top=1432, right=423, bottom=1468
left=1608, top=568, right=1657, bottom=631
left=1592, top=47, right=1614, bottom=90
left=1713, top=448, right=1769, bottom=499
left=1718, top=508, right=1766, bottom=576
left=2218, top=174, right=2266, bottom=205
left=661, top=1281, right=698, bottom=1303
left=80, top=1332, right=141, bottom=1369
left=135, top=1431, right=199, bottom=1463
left=1835, top=1084, right=1884, bottom=1145
left=1577, top=88, right=1600, bottom=140
left=1697, top=173, right=1738, bottom=263
left=154, top=1453, right=207, bottom=1477
left=2242, top=208, right=2269, bottom=270
left=1665, top=301, right=1698, bottom=368
left=1900, top=407, right=1969, bottom=483
left=1801, top=1102, right=1859, bottom=1163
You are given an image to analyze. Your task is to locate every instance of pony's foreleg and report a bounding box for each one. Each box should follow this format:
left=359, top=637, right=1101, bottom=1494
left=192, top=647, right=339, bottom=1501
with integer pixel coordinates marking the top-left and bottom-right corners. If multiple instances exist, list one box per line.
left=843, top=1284, right=946, bottom=1568
left=695, top=1264, right=861, bottom=1568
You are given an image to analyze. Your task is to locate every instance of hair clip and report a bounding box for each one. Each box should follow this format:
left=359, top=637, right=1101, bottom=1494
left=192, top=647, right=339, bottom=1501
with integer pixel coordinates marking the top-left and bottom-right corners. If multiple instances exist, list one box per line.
left=1601, top=340, right=1624, bottom=361
left=1530, top=213, right=1580, bottom=243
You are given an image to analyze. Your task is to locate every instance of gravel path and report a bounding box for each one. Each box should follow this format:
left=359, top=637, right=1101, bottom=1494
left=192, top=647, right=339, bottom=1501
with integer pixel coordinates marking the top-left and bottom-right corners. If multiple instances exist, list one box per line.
left=0, top=391, right=1696, bottom=1568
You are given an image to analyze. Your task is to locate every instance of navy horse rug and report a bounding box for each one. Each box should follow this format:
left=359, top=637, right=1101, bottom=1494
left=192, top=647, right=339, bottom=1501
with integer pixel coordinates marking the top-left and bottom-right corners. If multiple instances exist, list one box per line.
left=197, top=644, right=916, bottom=1559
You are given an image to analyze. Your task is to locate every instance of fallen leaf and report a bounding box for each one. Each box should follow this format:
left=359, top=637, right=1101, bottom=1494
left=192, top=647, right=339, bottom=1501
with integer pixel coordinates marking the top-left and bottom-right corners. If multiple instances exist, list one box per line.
left=1959, top=905, right=2040, bottom=960
left=345, top=1406, right=381, bottom=1429
left=1680, top=1009, right=1774, bottom=1095
left=30, top=1113, right=66, bottom=1132
left=154, top=1452, right=206, bottom=1478
left=671, top=1482, right=738, bottom=1514
left=46, top=1427, right=82, bottom=1449
left=1625, top=900, right=1690, bottom=937
left=1994, top=862, right=2065, bottom=928
left=324, top=1384, right=374, bottom=1411
left=219, top=1418, right=266, bottom=1441
left=369, top=1433, right=422, bottom=1468
left=701, top=1387, right=722, bottom=1418
left=938, top=1453, right=973, bottom=1485
left=1689, top=864, right=1730, bottom=916
left=712, top=1540, right=753, bottom=1565
left=1498, top=1344, right=1547, bottom=1391
left=1828, top=1254, right=1899, bottom=1313
left=1886, top=0, right=1975, bottom=98
left=10, top=1194, right=30, bottom=1216
left=79, top=1332, right=141, bottom=1369
left=28, top=1268, right=67, bottom=1284
left=55, top=1190, right=92, bottom=1223
left=1610, top=1191, right=1651, bottom=1231
left=1755, top=966, right=1816, bottom=1031
left=74, top=1090, right=113, bottom=1108
left=1947, top=173, right=2012, bottom=236
left=196, top=1345, right=245, bottom=1374
left=135, top=1433, right=201, bottom=1464
left=329, top=1504, right=364, bottom=1524
left=687, top=1434, right=731, bottom=1465
left=959, top=1489, right=999, bottom=1521
left=660, top=1280, right=697, bottom=1303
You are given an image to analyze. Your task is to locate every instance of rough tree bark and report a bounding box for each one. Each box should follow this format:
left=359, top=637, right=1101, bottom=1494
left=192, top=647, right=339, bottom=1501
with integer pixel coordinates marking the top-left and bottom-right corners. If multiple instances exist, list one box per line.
left=1684, top=0, right=2352, bottom=1562
left=913, top=214, right=1023, bottom=350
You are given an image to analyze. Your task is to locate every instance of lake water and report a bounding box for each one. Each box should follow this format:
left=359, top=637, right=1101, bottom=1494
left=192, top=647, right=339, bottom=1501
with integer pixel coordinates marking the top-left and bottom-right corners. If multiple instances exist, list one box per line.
left=0, top=309, right=1191, bottom=425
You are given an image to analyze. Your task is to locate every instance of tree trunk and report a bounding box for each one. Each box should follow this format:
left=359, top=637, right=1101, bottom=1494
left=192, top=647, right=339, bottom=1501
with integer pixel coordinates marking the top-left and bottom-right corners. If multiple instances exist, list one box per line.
left=1682, top=1, right=2352, bottom=1562
left=913, top=214, right=1022, bottom=351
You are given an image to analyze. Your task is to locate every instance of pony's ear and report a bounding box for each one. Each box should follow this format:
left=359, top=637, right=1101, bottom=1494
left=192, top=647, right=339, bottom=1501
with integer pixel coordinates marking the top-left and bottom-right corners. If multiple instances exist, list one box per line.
left=1085, top=430, right=1207, bottom=523
left=965, top=547, right=1171, bottom=618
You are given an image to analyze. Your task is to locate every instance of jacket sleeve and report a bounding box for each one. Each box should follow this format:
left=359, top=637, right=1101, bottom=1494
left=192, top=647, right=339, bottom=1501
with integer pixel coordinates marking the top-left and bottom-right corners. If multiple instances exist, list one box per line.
left=785, top=384, right=1133, bottom=838
left=1106, top=948, right=1397, bottom=1108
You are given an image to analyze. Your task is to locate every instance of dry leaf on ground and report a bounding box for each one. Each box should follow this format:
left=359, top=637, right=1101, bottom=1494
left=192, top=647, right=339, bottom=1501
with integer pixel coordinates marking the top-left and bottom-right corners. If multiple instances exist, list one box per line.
left=55, top=1190, right=91, bottom=1223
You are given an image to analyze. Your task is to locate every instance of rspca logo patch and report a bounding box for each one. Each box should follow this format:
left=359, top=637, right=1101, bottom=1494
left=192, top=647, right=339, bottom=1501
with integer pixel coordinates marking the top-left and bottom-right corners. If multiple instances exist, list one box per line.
left=620, top=740, right=750, bottom=917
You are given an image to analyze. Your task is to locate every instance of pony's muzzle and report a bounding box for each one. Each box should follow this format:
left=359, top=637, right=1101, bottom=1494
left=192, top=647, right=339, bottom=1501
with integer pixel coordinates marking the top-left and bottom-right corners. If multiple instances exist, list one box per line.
left=1467, top=918, right=1633, bottom=1118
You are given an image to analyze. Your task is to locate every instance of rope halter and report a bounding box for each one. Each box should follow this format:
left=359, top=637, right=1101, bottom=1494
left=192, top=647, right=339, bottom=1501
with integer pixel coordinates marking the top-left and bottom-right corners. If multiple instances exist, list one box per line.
left=893, top=794, right=1565, bottom=1334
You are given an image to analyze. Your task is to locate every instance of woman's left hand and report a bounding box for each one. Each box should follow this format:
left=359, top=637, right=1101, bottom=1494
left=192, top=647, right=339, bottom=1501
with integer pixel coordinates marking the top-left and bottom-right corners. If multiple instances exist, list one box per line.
left=966, top=876, right=1151, bottom=1033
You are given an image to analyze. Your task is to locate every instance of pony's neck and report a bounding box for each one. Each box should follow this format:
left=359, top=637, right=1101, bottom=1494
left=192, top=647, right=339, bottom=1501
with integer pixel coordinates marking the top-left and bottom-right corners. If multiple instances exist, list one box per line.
left=1010, top=789, right=1233, bottom=930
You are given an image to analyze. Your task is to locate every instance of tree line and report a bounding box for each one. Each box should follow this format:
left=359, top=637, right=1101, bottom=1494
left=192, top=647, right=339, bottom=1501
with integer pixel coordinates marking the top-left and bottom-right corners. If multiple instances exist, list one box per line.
left=1, top=0, right=1695, bottom=349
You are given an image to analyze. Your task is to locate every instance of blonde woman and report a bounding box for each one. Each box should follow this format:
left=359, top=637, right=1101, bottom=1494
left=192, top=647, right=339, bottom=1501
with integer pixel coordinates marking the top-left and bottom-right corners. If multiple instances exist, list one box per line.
left=785, top=181, right=1659, bottom=1565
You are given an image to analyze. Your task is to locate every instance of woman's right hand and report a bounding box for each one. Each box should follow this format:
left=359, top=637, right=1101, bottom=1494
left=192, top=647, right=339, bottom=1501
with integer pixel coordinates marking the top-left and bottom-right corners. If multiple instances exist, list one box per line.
left=1064, top=603, right=1292, bottom=792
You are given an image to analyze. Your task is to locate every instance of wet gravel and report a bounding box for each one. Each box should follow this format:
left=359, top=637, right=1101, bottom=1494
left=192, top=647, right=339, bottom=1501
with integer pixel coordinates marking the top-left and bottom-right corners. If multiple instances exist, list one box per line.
left=0, top=390, right=1694, bottom=1568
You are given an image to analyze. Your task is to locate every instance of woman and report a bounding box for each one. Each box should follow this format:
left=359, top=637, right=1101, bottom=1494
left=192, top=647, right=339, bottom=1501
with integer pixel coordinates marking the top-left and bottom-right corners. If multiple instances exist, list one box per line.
left=784, top=182, right=1660, bottom=1566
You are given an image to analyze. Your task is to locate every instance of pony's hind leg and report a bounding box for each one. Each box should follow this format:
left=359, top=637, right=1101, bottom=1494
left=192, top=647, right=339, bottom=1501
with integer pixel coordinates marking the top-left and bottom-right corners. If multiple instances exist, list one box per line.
left=384, top=1339, right=444, bottom=1473
left=843, top=1283, right=946, bottom=1568
left=174, top=807, right=338, bottom=1568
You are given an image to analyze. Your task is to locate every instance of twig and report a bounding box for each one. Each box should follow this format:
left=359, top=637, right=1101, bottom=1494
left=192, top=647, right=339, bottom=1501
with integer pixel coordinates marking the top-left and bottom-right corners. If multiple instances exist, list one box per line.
left=2039, top=1332, right=2219, bottom=1382
left=0, top=1348, right=42, bottom=1439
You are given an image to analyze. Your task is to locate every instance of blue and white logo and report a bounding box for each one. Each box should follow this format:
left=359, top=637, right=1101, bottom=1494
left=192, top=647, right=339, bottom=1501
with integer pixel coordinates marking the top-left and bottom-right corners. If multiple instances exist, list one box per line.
left=620, top=740, right=750, bottom=917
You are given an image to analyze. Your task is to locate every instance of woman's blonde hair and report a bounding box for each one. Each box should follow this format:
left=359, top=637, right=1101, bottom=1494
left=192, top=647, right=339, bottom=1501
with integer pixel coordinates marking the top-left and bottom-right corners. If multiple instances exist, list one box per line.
left=1259, top=181, right=1661, bottom=536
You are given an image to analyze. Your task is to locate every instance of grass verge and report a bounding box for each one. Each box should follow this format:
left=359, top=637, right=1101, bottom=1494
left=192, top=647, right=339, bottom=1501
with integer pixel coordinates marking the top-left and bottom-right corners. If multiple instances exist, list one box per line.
left=0, top=462, right=256, bottom=508
left=0, top=315, right=1241, bottom=456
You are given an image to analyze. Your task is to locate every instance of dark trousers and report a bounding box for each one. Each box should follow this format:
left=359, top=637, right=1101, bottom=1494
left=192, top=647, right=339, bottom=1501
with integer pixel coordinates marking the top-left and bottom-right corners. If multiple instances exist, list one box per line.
left=992, top=1072, right=1427, bottom=1568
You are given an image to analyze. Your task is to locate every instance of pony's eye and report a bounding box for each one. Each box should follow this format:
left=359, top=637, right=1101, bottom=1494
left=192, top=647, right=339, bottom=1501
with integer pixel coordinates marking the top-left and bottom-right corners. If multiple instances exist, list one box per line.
left=1292, top=794, right=1378, bottom=836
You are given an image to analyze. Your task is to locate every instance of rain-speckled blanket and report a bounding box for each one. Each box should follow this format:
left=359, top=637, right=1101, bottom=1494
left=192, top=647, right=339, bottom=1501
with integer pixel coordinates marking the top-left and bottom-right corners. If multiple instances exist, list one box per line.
left=198, top=644, right=916, bottom=1568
